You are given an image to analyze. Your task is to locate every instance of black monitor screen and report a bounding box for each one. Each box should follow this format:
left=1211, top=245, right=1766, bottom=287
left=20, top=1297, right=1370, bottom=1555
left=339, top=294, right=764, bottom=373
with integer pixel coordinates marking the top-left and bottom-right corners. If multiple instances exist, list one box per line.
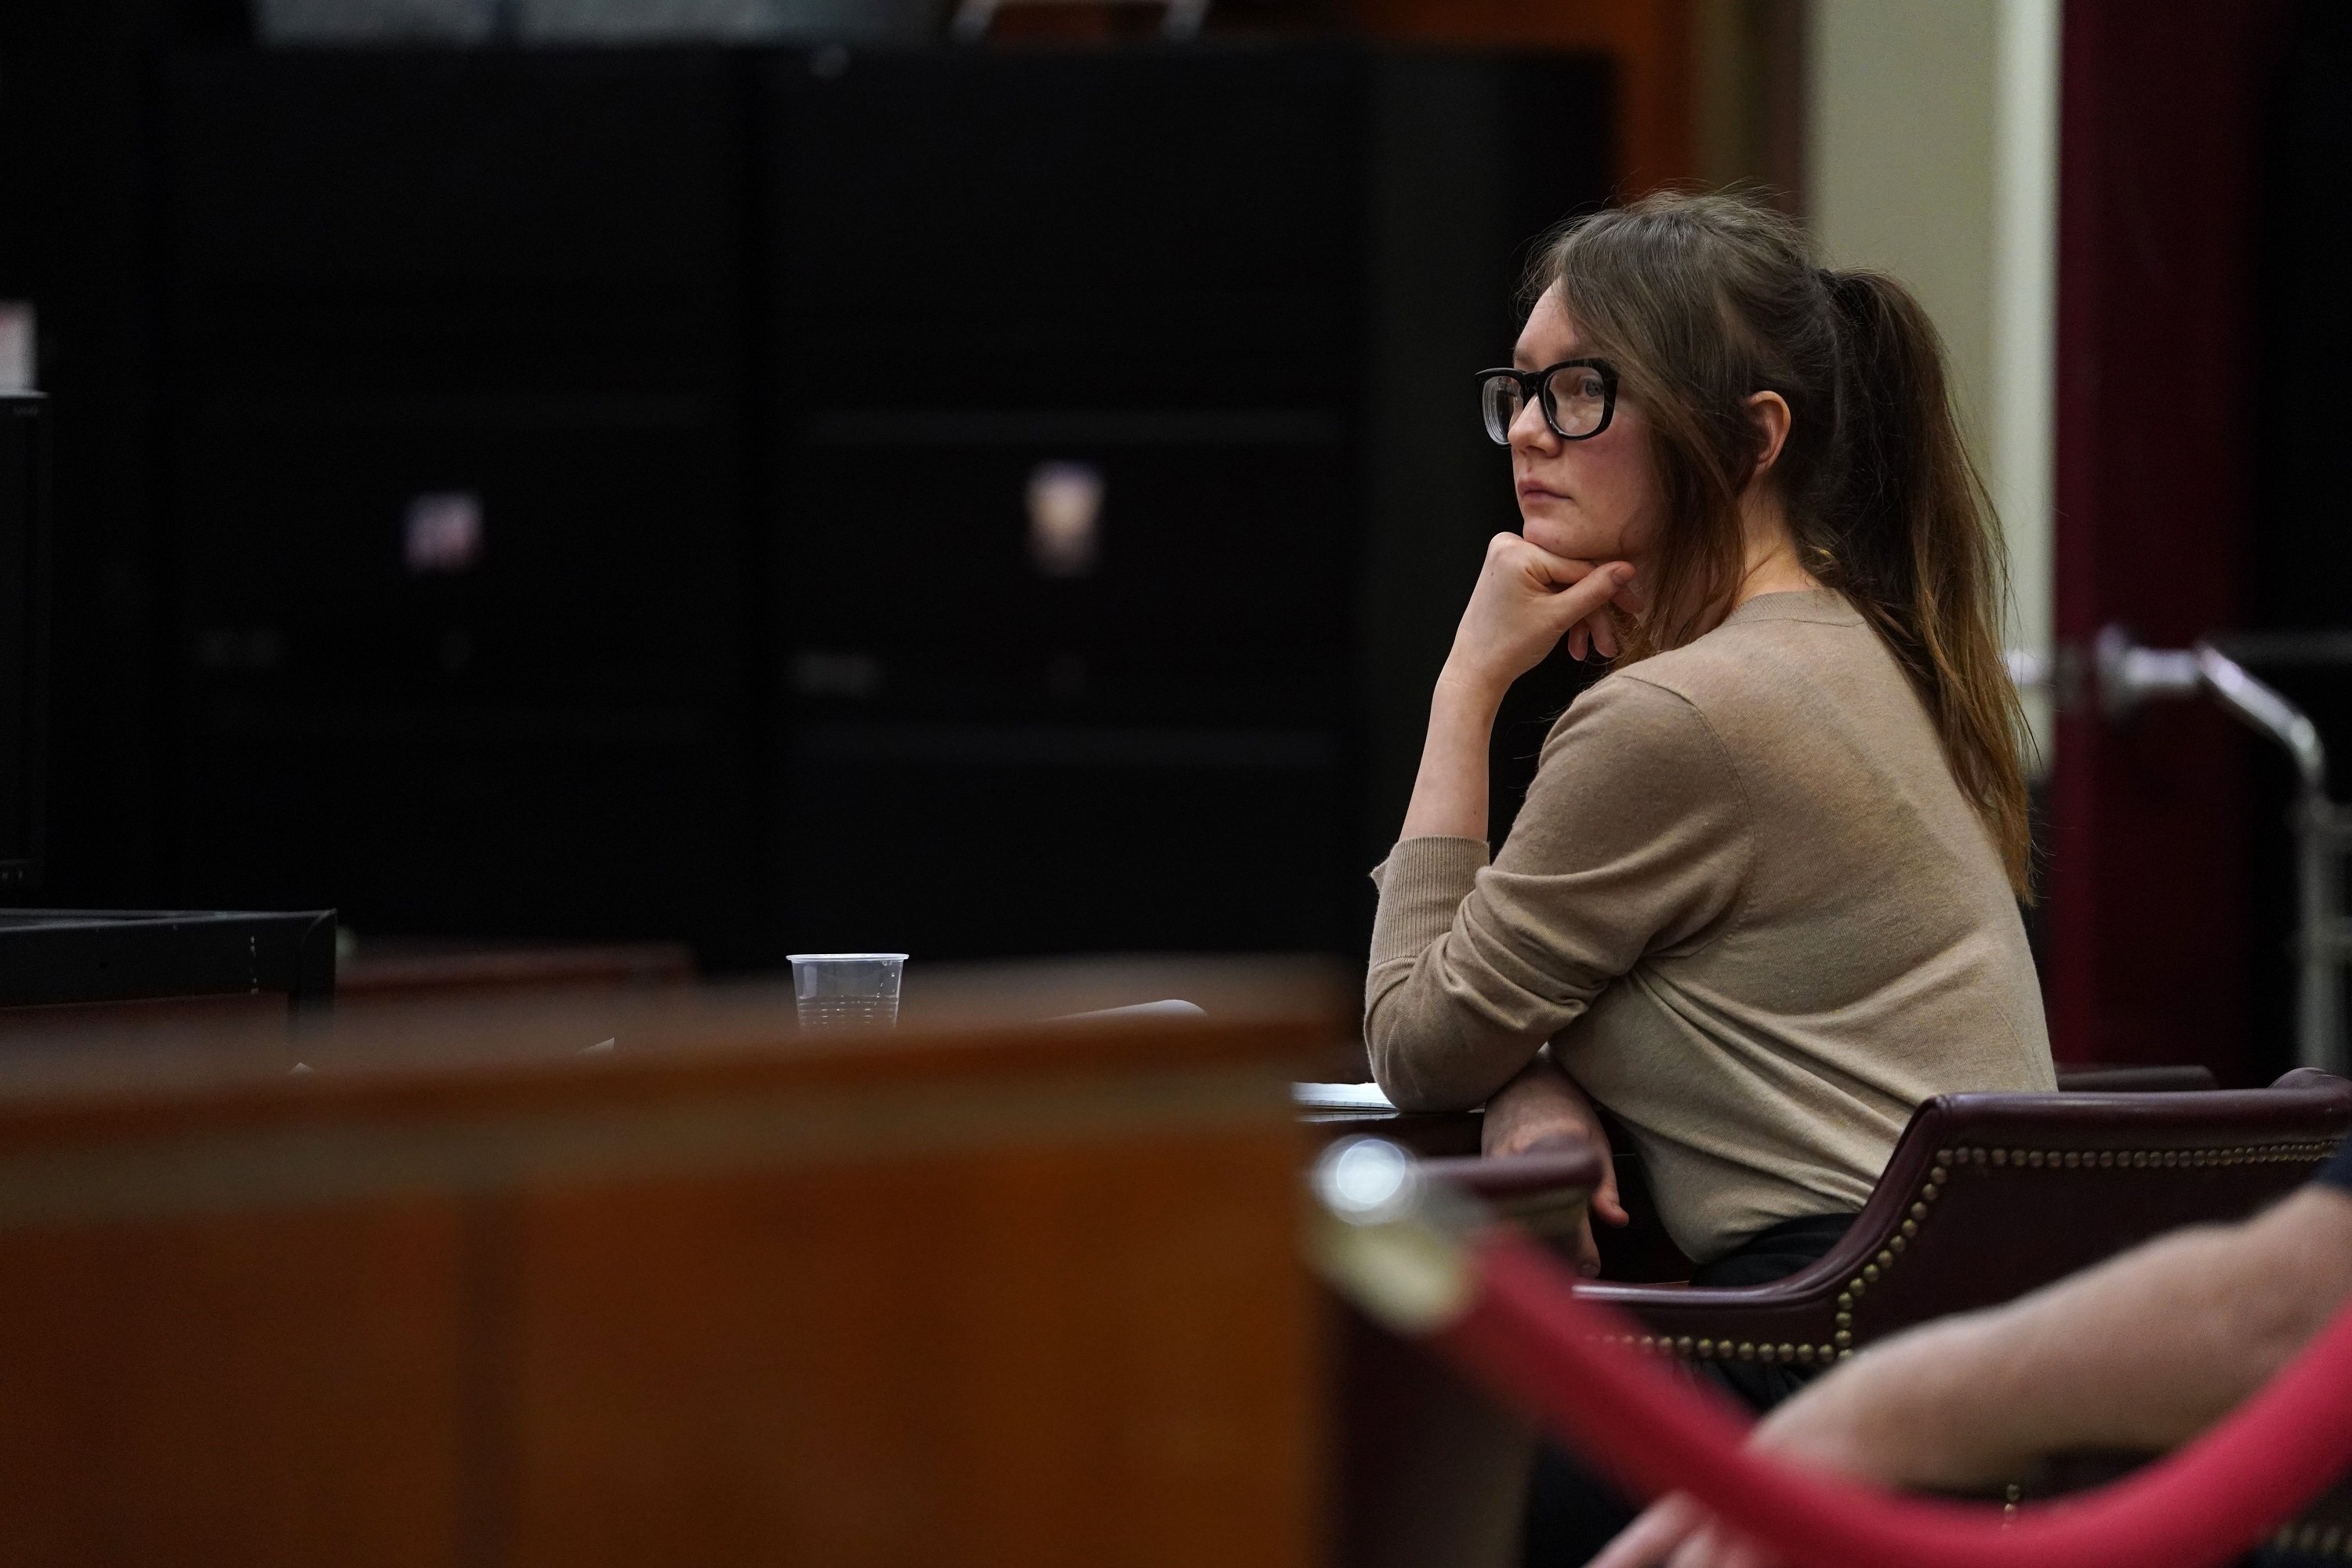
left=0, top=396, right=46, bottom=887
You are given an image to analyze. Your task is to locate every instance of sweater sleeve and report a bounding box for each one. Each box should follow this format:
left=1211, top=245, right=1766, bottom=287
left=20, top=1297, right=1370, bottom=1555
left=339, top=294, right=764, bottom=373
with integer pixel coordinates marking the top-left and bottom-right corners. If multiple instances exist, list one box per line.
left=1364, top=674, right=1755, bottom=1111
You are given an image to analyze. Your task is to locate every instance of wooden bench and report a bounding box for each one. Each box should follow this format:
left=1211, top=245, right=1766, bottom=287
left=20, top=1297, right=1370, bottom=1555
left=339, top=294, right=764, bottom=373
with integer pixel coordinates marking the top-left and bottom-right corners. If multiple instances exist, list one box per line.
left=0, top=963, right=1340, bottom=1567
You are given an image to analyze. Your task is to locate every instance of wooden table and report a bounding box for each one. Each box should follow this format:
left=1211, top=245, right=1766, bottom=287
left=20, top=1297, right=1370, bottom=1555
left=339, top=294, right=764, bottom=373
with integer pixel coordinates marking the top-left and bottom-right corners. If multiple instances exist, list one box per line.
left=0, top=962, right=1339, bottom=1568
left=336, top=937, right=698, bottom=1000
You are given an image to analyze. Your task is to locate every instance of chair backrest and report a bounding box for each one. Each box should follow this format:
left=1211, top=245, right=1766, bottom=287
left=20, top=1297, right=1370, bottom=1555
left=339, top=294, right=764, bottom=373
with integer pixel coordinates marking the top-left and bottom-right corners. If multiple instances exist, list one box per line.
left=1844, top=1076, right=2352, bottom=1342
left=1583, top=1073, right=2352, bottom=1364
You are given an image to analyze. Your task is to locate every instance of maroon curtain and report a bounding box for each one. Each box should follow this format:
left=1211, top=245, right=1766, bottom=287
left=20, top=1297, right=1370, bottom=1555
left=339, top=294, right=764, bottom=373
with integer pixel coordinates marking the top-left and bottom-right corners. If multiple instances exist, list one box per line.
left=2045, top=0, right=2287, bottom=1079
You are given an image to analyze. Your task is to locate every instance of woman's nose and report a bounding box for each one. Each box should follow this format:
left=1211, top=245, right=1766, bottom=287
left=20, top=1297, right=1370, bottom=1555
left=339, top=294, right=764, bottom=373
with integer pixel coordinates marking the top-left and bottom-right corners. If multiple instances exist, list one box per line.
left=1508, top=394, right=1558, bottom=453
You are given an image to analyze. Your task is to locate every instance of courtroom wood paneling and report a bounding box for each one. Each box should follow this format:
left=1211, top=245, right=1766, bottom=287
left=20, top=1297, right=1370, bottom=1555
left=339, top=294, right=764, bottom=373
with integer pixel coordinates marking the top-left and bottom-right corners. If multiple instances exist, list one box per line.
left=0, top=1200, right=468, bottom=1567
left=337, top=939, right=697, bottom=1002
left=0, top=964, right=1336, bottom=1567
left=501, top=1129, right=1313, bottom=1567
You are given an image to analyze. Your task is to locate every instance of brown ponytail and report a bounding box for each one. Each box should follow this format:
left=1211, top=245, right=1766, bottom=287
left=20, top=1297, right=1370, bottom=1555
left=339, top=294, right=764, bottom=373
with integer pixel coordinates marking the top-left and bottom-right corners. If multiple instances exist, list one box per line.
left=1530, top=191, right=2034, bottom=897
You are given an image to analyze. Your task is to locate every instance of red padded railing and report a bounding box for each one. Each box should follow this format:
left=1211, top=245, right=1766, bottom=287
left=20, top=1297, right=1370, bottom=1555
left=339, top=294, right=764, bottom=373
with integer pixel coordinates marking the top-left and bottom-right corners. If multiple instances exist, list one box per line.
left=1439, top=1225, right=2352, bottom=1568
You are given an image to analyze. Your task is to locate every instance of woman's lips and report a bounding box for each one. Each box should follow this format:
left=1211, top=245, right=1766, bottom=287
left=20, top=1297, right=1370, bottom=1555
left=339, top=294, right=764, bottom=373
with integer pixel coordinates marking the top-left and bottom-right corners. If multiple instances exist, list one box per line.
left=1516, top=481, right=1567, bottom=503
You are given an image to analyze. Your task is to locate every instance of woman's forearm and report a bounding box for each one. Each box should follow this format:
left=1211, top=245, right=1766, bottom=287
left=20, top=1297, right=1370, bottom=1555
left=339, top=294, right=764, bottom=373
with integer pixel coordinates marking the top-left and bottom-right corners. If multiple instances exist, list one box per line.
left=1399, top=671, right=1506, bottom=842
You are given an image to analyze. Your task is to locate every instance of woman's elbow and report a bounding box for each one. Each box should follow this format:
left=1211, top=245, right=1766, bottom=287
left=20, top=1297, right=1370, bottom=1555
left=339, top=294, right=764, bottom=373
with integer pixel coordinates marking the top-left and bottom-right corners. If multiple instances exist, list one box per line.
left=1364, top=1016, right=1484, bottom=1114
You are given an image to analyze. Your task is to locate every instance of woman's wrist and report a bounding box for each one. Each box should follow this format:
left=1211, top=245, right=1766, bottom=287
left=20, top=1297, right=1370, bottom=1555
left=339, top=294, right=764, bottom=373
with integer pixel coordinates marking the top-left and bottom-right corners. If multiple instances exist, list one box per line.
left=1483, top=1058, right=1603, bottom=1156
left=1399, top=660, right=1506, bottom=841
left=1432, top=657, right=1511, bottom=719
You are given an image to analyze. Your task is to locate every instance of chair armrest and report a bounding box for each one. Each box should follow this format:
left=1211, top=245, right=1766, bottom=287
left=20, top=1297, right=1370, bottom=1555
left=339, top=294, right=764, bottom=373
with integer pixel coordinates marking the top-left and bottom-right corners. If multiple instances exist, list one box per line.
left=1421, top=1139, right=1605, bottom=1198
left=1420, top=1138, right=1604, bottom=1240
left=1576, top=1266, right=1856, bottom=1370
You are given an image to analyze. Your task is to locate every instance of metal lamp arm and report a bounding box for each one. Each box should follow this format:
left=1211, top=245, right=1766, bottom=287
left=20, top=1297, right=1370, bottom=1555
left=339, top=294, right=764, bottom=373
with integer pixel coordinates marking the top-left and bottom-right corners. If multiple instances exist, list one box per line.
left=2194, top=642, right=2328, bottom=795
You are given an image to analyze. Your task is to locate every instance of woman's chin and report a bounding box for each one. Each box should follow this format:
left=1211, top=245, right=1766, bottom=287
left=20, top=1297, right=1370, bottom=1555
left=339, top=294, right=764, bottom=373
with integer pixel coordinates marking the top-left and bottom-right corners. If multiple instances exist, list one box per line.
left=1520, top=519, right=1615, bottom=562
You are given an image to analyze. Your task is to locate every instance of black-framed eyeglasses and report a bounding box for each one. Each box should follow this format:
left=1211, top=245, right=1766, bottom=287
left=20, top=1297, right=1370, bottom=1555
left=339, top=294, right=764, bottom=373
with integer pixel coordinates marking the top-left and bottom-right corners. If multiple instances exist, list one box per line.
left=1475, top=358, right=1619, bottom=444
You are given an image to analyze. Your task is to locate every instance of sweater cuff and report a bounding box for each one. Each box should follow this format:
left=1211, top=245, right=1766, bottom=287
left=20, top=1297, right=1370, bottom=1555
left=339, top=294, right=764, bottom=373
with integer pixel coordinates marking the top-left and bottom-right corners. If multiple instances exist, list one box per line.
left=1368, top=836, right=1490, bottom=966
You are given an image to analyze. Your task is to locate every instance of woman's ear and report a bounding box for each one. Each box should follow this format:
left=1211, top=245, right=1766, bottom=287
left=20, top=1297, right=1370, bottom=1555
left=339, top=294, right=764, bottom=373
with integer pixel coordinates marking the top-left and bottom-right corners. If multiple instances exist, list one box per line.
left=1745, top=390, right=1791, bottom=485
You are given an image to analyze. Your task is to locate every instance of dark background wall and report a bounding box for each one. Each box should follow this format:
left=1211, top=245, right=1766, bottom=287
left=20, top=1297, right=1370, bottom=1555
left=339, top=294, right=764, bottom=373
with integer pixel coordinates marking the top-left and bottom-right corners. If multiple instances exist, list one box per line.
left=2247, top=0, right=2352, bottom=1083
left=0, top=2, right=252, bottom=911
left=0, top=8, right=1613, bottom=974
left=16, top=0, right=2352, bottom=1080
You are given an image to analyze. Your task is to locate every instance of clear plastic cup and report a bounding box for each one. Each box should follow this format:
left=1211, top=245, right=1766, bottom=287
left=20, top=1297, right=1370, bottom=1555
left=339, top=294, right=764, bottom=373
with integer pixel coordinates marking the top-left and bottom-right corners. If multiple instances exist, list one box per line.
left=787, top=953, right=906, bottom=1032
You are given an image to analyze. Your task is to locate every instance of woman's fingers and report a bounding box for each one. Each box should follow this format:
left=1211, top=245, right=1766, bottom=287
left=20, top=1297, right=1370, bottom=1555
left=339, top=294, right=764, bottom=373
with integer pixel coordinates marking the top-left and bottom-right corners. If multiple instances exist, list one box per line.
left=1510, top=537, right=1627, bottom=601
left=1508, top=535, right=1599, bottom=580
left=1665, top=1525, right=1735, bottom=1568
left=1532, top=562, right=1633, bottom=644
left=1519, top=542, right=1638, bottom=629
left=1572, top=1214, right=1603, bottom=1278
left=1713, top=1534, right=1784, bottom=1568
left=1569, top=609, right=1626, bottom=665
left=1445, top=535, right=1635, bottom=692
left=1588, top=1494, right=1708, bottom=1568
left=1667, top=1522, right=1781, bottom=1568
left=1592, top=1158, right=1630, bottom=1228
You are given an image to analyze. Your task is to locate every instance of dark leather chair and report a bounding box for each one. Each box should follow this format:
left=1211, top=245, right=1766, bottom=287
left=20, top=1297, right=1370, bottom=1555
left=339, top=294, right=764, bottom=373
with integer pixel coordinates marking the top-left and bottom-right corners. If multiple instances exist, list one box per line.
left=1326, top=1077, right=2351, bottom=1568
left=2056, top=1063, right=2220, bottom=1093
left=1570, top=1070, right=2352, bottom=1369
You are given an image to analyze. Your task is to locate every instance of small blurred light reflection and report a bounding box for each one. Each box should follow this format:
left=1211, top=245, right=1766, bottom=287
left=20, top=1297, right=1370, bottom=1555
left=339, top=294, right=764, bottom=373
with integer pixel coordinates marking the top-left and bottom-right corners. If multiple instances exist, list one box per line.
left=404, top=492, right=484, bottom=575
left=1316, top=1138, right=1416, bottom=1221
left=790, top=649, right=885, bottom=699
left=0, top=305, right=35, bottom=394
left=1027, top=460, right=1103, bottom=578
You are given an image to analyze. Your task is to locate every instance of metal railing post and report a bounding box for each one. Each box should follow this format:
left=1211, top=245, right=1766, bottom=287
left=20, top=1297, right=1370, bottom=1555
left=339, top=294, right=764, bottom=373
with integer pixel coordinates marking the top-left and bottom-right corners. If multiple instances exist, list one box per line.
left=2083, top=627, right=2346, bottom=1074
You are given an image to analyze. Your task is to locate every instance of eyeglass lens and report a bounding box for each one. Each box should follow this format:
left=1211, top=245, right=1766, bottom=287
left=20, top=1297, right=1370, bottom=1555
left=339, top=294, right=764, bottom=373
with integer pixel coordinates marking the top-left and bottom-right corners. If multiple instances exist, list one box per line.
left=1546, top=365, right=1608, bottom=437
left=1480, top=376, right=1524, bottom=444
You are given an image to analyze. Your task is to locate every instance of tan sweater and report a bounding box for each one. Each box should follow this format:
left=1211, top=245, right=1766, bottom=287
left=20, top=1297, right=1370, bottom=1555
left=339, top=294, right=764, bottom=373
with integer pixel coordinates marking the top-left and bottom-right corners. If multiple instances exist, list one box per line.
left=1367, top=590, right=2053, bottom=1263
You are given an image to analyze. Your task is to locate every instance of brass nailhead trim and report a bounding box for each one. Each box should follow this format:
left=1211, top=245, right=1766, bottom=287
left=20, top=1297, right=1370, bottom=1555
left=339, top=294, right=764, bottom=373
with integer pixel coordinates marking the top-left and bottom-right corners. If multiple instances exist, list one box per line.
left=2273, top=1520, right=2352, bottom=1559
left=1947, top=1138, right=2339, bottom=1171
left=1838, top=1136, right=2347, bottom=1353
left=1603, top=1330, right=1842, bottom=1367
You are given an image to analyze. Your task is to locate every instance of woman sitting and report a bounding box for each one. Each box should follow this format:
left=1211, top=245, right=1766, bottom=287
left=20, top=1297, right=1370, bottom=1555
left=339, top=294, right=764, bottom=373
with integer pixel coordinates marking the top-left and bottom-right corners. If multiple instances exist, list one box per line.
left=1367, top=187, right=2055, bottom=1313
left=1367, top=188, right=2057, bottom=1562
